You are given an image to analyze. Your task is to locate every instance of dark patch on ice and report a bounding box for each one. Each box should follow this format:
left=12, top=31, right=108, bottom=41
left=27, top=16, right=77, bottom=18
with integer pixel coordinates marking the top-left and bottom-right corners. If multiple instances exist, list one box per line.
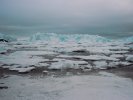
left=0, top=86, right=8, bottom=89
left=72, top=50, right=87, bottom=53
left=0, top=52, right=6, bottom=55
left=0, top=39, right=8, bottom=42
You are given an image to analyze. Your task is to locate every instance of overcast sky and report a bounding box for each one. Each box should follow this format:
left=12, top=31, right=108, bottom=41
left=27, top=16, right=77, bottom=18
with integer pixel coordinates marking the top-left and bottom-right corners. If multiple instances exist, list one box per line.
left=0, top=0, right=133, bottom=34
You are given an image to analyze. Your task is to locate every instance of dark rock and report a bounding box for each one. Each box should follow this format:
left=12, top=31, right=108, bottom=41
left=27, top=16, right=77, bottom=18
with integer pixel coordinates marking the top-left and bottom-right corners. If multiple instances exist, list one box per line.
left=0, top=86, right=8, bottom=89
left=72, top=50, right=86, bottom=53
left=0, top=52, right=6, bottom=54
left=18, top=71, right=29, bottom=74
left=0, top=39, right=8, bottom=42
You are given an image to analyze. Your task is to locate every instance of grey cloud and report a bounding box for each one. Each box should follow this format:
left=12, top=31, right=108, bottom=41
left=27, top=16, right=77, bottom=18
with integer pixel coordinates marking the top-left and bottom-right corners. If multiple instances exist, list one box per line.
left=0, top=0, right=133, bottom=34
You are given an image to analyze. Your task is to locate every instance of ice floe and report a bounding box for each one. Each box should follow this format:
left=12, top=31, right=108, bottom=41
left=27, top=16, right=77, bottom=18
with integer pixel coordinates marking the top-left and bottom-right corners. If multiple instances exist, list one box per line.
left=10, top=67, right=35, bottom=73
left=93, top=61, right=108, bottom=69
left=0, top=51, right=49, bottom=68
left=110, top=54, right=124, bottom=58
left=108, top=61, right=131, bottom=67
left=126, top=55, right=133, bottom=62
left=58, top=55, right=119, bottom=61
left=49, top=58, right=89, bottom=70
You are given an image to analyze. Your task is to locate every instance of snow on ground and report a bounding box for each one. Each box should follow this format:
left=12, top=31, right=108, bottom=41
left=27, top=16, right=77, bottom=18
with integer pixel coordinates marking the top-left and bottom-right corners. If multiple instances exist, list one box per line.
left=0, top=72, right=133, bottom=100
left=10, top=67, right=35, bottom=73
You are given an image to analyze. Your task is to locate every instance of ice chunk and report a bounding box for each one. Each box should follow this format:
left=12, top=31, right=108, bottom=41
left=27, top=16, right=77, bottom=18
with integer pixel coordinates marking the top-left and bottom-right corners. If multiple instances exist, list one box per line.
left=58, top=55, right=119, bottom=61
left=110, top=54, right=124, bottom=58
left=108, top=61, right=131, bottom=67
left=0, top=43, right=7, bottom=53
left=123, top=36, right=133, bottom=43
left=10, top=67, right=35, bottom=73
left=0, top=33, right=17, bottom=42
left=0, top=43, right=14, bottom=53
left=0, top=51, right=46, bottom=67
left=49, top=59, right=89, bottom=69
left=126, top=55, right=133, bottom=61
left=93, top=61, right=108, bottom=69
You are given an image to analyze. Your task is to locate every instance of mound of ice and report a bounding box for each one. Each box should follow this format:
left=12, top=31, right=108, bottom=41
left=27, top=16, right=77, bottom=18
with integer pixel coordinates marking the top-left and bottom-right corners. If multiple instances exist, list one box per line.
left=123, top=36, right=133, bottom=43
left=49, top=58, right=90, bottom=70
left=0, top=43, right=13, bottom=53
left=93, top=61, right=108, bottom=69
left=126, top=55, right=133, bottom=62
left=30, top=32, right=111, bottom=43
left=58, top=55, right=119, bottom=61
left=0, top=33, right=17, bottom=42
left=0, top=44, right=6, bottom=53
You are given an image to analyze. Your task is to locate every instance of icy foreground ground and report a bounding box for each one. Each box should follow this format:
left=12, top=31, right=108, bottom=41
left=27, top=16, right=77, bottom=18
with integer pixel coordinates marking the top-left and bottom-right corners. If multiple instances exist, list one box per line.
left=0, top=33, right=133, bottom=72
left=0, top=72, right=133, bottom=100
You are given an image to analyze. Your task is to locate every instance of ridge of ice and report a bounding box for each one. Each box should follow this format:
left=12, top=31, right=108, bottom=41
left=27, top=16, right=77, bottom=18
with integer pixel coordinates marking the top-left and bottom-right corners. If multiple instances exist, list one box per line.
left=126, top=55, right=133, bottom=61
left=49, top=58, right=89, bottom=69
left=0, top=33, right=17, bottom=42
left=30, top=32, right=112, bottom=43
left=93, top=61, right=108, bottom=69
left=58, top=55, right=119, bottom=61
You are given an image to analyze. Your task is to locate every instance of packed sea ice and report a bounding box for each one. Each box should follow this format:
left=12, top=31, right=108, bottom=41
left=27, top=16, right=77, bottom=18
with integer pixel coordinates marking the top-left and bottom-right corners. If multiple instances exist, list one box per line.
left=0, top=33, right=133, bottom=72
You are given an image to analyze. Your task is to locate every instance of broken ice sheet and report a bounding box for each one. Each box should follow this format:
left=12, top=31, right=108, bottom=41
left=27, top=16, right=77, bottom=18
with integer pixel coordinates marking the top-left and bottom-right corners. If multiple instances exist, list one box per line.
left=0, top=51, right=50, bottom=71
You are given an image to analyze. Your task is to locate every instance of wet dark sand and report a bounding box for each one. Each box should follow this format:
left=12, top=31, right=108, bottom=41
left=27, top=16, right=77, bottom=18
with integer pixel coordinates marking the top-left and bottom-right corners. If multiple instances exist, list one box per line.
left=107, top=65, right=133, bottom=80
